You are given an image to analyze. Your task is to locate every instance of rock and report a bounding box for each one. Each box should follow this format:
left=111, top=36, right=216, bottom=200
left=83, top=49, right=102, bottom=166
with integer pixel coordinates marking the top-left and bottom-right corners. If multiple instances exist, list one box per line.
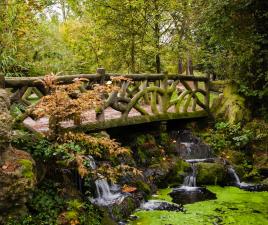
left=196, top=162, right=226, bottom=185
left=0, top=89, right=13, bottom=151
left=0, top=148, right=36, bottom=222
left=0, top=88, right=37, bottom=222
left=140, top=200, right=184, bottom=212
left=170, top=187, right=217, bottom=205
left=211, top=82, right=251, bottom=124
left=165, top=158, right=191, bottom=185
left=98, top=195, right=141, bottom=222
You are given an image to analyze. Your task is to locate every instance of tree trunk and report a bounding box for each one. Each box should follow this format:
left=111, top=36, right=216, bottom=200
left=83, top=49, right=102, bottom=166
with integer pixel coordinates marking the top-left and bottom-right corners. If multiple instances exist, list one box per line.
left=154, top=0, right=161, bottom=73
left=178, top=58, right=183, bottom=74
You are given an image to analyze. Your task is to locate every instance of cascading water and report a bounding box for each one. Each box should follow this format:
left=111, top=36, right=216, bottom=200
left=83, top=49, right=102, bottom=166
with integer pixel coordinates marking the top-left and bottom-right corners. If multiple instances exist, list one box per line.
left=227, top=166, right=253, bottom=189
left=169, top=130, right=217, bottom=203
left=86, top=155, right=123, bottom=206
left=228, top=166, right=241, bottom=186
left=94, top=179, right=122, bottom=205
left=182, top=163, right=197, bottom=187
left=174, top=130, right=213, bottom=160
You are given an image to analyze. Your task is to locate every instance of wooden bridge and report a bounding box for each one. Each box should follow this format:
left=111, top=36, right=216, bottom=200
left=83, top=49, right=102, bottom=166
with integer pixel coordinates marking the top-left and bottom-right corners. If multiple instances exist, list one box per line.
left=1, top=69, right=210, bottom=134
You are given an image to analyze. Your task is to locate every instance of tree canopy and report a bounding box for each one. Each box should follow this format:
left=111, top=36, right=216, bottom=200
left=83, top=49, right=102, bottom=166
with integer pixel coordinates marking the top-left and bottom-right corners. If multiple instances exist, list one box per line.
left=0, top=0, right=267, bottom=114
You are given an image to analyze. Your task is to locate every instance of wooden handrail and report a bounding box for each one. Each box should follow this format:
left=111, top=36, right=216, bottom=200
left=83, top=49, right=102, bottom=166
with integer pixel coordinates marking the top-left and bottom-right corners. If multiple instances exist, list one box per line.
left=4, top=72, right=209, bottom=88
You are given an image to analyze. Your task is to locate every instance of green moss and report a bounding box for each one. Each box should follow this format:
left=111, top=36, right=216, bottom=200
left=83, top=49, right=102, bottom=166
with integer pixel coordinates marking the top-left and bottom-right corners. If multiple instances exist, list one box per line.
left=151, top=188, right=172, bottom=202
left=19, top=159, right=34, bottom=179
left=134, top=180, right=151, bottom=196
left=166, top=159, right=191, bottom=185
left=196, top=162, right=225, bottom=185
left=211, top=83, right=251, bottom=124
left=129, top=186, right=268, bottom=225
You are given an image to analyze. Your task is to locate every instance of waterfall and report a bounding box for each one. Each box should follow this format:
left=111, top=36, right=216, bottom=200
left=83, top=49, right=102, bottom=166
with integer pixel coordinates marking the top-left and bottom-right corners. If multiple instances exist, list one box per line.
left=181, top=142, right=193, bottom=154
left=227, top=166, right=251, bottom=188
left=228, top=166, right=241, bottom=185
left=175, top=130, right=213, bottom=159
left=86, top=155, right=123, bottom=206
left=94, top=179, right=121, bottom=205
left=183, top=163, right=197, bottom=187
left=86, top=155, right=96, bottom=170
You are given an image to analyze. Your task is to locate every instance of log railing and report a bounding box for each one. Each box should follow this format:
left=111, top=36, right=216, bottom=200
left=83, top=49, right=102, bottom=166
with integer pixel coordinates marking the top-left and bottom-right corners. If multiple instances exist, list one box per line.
left=0, top=68, right=210, bottom=132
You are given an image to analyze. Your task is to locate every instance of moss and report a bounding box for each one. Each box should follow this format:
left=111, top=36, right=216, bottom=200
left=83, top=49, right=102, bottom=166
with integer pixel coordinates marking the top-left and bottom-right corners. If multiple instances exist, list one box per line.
left=68, top=111, right=208, bottom=133
left=196, top=162, right=225, bottom=185
left=129, top=186, right=268, bottom=225
left=134, top=180, right=151, bottom=196
left=18, top=159, right=34, bottom=179
left=151, top=188, right=172, bottom=202
left=211, top=82, right=251, bottom=124
left=166, top=159, right=191, bottom=185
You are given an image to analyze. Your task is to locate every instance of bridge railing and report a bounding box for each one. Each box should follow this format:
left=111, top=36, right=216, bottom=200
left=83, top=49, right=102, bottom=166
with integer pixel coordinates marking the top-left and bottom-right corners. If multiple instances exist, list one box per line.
left=0, top=68, right=210, bottom=132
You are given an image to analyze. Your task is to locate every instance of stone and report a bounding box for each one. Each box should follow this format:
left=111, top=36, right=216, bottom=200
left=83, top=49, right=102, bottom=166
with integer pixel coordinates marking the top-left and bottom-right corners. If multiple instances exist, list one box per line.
left=211, top=82, right=251, bottom=124
left=0, top=88, right=37, bottom=222
left=0, top=89, right=13, bottom=151
left=0, top=148, right=36, bottom=222
left=196, top=162, right=226, bottom=185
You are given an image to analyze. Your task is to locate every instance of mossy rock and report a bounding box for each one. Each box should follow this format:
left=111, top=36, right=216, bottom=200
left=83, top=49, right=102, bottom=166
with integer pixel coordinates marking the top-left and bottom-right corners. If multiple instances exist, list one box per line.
left=99, top=195, right=140, bottom=222
left=196, top=162, right=225, bottom=185
left=133, top=180, right=151, bottom=197
left=0, top=148, right=36, bottom=222
left=211, top=82, right=251, bottom=124
left=19, top=159, right=35, bottom=179
left=165, top=159, right=191, bottom=185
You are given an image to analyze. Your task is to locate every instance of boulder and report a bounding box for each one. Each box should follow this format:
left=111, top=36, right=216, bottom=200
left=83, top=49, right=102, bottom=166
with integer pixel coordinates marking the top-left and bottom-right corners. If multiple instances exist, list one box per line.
left=196, top=162, right=226, bottom=185
left=0, top=88, right=36, bottom=222
left=0, top=148, right=36, bottom=222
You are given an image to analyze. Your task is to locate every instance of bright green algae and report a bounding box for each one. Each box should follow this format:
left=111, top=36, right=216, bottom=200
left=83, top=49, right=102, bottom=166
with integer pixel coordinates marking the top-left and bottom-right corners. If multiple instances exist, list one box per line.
left=129, top=186, right=268, bottom=225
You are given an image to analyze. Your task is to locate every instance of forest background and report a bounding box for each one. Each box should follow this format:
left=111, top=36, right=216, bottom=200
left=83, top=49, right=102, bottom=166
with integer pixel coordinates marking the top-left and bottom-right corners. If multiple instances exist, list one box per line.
left=0, top=0, right=267, bottom=115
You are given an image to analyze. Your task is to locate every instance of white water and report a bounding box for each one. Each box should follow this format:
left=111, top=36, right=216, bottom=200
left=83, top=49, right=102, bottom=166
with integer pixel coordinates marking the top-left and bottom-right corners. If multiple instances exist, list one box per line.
left=181, top=142, right=194, bottom=154
left=86, top=155, right=96, bottom=169
left=227, top=166, right=252, bottom=188
left=87, top=155, right=123, bottom=206
left=228, top=167, right=241, bottom=185
left=182, top=163, right=197, bottom=187
left=186, top=158, right=215, bottom=163
left=140, top=200, right=165, bottom=211
left=94, top=179, right=122, bottom=205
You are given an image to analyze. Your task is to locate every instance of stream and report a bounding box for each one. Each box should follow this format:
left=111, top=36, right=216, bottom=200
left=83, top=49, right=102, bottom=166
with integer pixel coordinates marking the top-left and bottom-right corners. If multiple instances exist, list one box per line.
left=126, top=130, right=268, bottom=225
left=128, top=186, right=268, bottom=225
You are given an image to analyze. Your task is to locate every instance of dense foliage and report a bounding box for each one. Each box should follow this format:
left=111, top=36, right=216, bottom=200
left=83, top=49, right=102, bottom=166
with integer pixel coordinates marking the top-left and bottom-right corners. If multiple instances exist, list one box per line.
left=1, top=0, right=267, bottom=114
left=6, top=180, right=101, bottom=225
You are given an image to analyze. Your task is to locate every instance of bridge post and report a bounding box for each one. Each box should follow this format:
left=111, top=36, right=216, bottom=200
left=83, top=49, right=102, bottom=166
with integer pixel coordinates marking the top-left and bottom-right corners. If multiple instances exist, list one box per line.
left=97, top=67, right=106, bottom=85
left=205, top=73, right=210, bottom=111
left=0, top=74, right=5, bottom=88
left=96, top=68, right=106, bottom=121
